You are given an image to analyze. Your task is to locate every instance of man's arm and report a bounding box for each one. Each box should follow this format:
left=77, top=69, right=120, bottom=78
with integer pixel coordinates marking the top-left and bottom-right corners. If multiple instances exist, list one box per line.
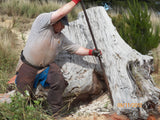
left=50, top=0, right=80, bottom=23
left=74, top=47, right=90, bottom=56
left=75, top=47, right=102, bottom=57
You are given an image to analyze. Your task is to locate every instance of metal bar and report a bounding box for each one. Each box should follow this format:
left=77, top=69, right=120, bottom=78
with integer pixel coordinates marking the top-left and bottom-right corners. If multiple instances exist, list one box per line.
left=80, top=0, right=113, bottom=105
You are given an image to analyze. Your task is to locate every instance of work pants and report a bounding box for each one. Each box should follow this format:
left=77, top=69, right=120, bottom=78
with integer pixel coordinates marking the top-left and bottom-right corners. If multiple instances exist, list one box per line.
left=45, top=63, right=68, bottom=114
left=16, top=63, right=68, bottom=115
left=16, top=63, right=38, bottom=96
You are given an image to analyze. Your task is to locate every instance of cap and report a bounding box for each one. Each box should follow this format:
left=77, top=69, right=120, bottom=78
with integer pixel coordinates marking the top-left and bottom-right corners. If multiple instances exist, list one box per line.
left=60, top=15, right=69, bottom=26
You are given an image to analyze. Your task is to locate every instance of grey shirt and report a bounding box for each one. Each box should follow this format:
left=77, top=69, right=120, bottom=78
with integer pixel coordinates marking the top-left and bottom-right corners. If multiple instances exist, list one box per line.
left=23, top=12, right=80, bottom=67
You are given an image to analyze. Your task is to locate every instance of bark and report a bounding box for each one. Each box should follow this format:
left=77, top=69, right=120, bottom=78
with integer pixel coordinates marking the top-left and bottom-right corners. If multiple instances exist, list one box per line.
left=35, top=6, right=160, bottom=119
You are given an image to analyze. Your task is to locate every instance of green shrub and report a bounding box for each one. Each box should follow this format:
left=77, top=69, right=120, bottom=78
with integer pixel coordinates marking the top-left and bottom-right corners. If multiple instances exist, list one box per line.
left=0, top=91, right=50, bottom=120
left=112, top=0, right=160, bottom=54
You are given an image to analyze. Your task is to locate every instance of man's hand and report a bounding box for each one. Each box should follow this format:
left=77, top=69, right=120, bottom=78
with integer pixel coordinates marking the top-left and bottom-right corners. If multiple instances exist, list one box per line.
left=89, top=49, right=102, bottom=57
left=72, top=0, right=81, bottom=4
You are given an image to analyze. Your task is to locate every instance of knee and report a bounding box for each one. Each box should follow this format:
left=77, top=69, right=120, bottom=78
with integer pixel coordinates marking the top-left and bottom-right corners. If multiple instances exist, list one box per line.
left=50, top=79, right=68, bottom=91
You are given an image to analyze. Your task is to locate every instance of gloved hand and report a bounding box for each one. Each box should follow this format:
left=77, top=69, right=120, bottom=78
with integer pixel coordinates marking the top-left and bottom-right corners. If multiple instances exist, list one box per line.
left=72, top=0, right=81, bottom=4
left=89, top=49, right=102, bottom=57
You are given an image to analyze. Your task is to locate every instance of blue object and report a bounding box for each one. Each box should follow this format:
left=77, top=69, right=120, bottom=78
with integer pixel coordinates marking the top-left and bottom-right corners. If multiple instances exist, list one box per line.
left=33, top=67, right=50, bottom=88
left=15, top=67, right=50, bottom=88
left=103, top=3, right=112, bottom=11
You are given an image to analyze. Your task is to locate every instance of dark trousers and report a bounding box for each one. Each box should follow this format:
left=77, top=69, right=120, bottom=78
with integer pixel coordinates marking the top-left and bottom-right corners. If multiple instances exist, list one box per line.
left=16, top=63, right=68, bottom=114
left=16, top=63, right=38, bottom=96
left=45, top=63, right=68, bottom=114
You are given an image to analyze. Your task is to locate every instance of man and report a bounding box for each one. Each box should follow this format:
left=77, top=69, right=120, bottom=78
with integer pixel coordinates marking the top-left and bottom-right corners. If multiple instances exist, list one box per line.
left=16, top=0, right=101, bottom=115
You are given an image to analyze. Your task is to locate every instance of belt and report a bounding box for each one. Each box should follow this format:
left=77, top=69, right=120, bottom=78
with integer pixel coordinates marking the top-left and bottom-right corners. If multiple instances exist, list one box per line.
left=20, top=50, right=45, bottom=70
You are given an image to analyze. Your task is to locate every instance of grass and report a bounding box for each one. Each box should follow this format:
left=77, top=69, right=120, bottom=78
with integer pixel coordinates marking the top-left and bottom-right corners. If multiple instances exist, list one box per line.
left=0, top=0, right=82, bottom=21
left=150, top=9, right=160, bottom=32
left=0, top=91, right=52, bottom=120
left=0, top=0, right=60, bottom=18
left=0, top=28, right=19, bottom=93
left=151, top=45, right=160, bottom=88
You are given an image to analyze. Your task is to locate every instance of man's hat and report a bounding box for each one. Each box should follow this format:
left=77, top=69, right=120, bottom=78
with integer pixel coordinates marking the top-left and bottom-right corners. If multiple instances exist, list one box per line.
left=60, top=15, right=69, bottom=26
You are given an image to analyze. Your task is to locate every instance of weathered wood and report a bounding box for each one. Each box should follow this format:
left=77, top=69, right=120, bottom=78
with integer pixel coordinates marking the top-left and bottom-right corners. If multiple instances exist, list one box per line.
left=0, top=6, right=159, bottom=119
left=52, top=7, right=160, bottom=119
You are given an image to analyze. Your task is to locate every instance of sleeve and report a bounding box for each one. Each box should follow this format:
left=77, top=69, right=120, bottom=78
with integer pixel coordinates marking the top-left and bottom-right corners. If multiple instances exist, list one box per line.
left=61, top=34, right=81, bottom=54
left=34, top=12, right=55, bottom=29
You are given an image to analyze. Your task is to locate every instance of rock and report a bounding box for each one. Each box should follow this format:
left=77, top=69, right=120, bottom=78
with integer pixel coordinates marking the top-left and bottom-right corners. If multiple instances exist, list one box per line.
left=0, top=90, right=16, bottom=103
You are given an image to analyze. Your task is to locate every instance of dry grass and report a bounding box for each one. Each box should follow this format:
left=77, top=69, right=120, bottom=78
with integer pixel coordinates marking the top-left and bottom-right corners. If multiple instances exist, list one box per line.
left=0, top=28, right=17, bottom=52
left=0, top=0, right=61, bottom=18
left=151, top=44, right=160, bottom=88
left=0, top=28, right=19, bottom=93
left=149, top=11, right=160, bottom=88
left=150, top=10, right=160, bottom=32
left=0, top=0, right=82, bottom=22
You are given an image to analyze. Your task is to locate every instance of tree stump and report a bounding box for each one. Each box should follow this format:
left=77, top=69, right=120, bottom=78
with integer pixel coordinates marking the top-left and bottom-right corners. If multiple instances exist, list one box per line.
left=36, top=7, right=160, bottom=119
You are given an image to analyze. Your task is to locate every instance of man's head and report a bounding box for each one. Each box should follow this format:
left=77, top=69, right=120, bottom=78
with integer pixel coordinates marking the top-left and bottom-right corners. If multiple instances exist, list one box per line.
left=59, top=15, right=69, bottom=26
left=53, top=15, right=69, bottom=33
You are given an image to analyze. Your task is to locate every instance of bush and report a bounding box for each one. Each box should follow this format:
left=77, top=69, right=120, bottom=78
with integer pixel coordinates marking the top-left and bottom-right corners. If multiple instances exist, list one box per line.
left=112, top=0, right=160, bottom=54
left=0, top=91, right=50, bottom=120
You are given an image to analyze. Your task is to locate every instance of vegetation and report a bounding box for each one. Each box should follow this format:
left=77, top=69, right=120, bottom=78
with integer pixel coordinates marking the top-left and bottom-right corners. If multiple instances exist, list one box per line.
left=0, top=0, right=59, bottom=18
left=0, top=0, right=81, bottom=21
left=0, top=0, right=160, bottom=119
left=0, top=91, right=51, bottom=120
left=0, top=28, right=18, bottom=93
left=65, top=0, right=160, bottom=12
left=112, top=0, right=160, bottom=54
left=0, top=0, right=80, bottom=119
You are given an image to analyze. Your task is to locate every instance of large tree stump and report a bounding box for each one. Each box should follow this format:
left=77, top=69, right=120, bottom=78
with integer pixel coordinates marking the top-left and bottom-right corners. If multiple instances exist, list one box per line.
left=35, top=7, right=160, bottom=119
